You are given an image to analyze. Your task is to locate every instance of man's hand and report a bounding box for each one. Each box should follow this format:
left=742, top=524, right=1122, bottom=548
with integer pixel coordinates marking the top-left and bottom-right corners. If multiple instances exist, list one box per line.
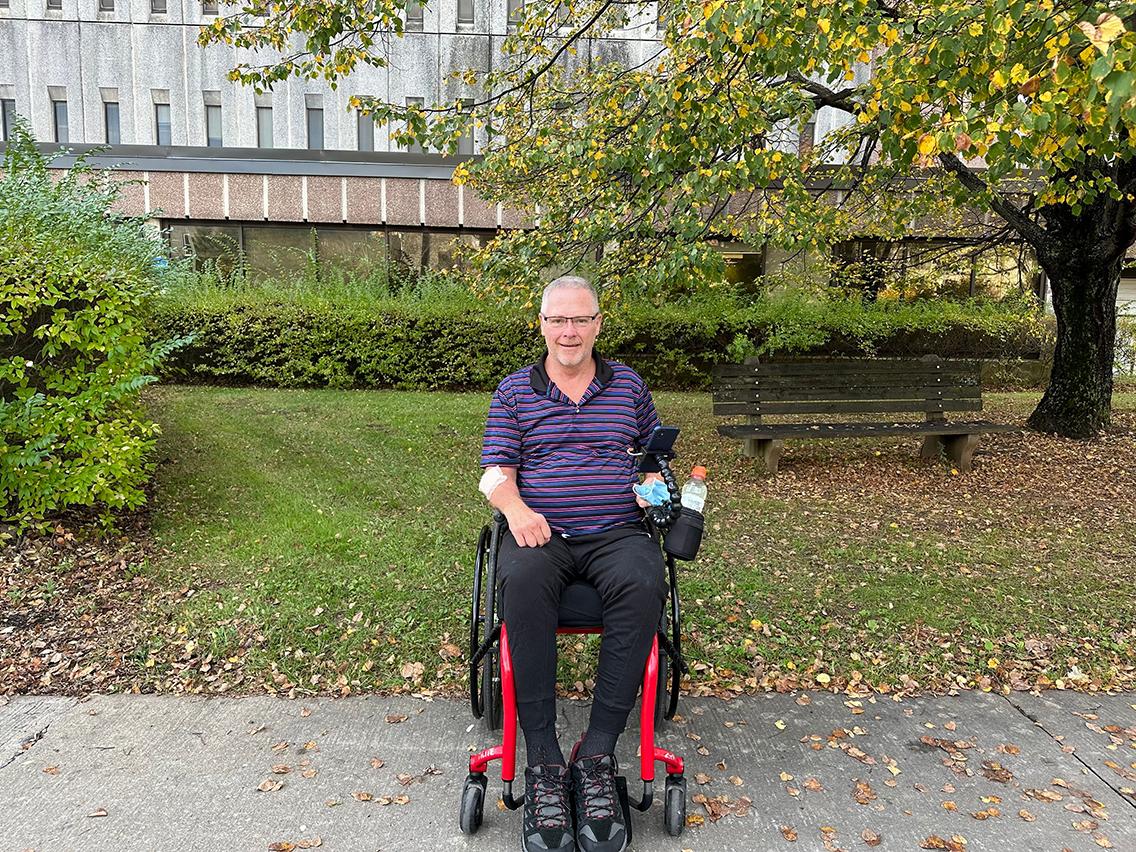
left=506, top=505, right=552, bottom=548
left=635, top=472, right=663, bottom=508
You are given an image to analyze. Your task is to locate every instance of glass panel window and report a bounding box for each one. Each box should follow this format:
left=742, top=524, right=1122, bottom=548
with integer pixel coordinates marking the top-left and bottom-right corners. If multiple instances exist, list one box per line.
left=1, top=100, right=15, bottom=141
left=458, top=98, right=474, bottom=156
left=256, top=106, right=273, bottom=148
left=52, top=100, right=68, bottom=143
left=0, top=0, right=9, bottom=9
left=507, top=0, right=523, bottom=26
left=457, top=0, right=474, bottom=25
left=151, top=0, right=167, bottom=12
left=306, top=107, right=323, bottom=150
left=404, top=97, right=424, bottom=153
left=99, top=0, right=114, bottom=10
left=406, top=0, right=423, bottom=30
left=205, top=104, right=222, bottom=147
left=357, top=113, right=374, bottom=151
left=154, top=102, right=171, bottom=145
left=202, top=0, right=218, bottom=14
left=47, top=0, right=62, bottom=9
left=104, top=101, right=120, bottom=144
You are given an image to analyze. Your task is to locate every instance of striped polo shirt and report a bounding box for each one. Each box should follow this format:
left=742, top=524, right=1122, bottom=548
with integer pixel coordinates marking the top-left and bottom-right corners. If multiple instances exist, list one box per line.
left=481, top=353, right=661, bottom=535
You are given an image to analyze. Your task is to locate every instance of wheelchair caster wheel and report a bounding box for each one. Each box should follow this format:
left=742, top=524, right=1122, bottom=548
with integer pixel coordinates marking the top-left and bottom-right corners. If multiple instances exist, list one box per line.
left=459, top=772, right=488, bottom=835
left=664, top=774, right=686, bottom=837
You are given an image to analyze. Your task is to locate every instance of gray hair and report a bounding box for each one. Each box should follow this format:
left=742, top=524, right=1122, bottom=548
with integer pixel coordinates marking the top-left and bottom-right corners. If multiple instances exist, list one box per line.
left=540, top=275, right=599, bottom=313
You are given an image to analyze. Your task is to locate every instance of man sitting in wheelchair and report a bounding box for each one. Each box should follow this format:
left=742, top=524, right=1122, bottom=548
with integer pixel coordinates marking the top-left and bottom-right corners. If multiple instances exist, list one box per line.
left=479, top=275, right=670, bottom=852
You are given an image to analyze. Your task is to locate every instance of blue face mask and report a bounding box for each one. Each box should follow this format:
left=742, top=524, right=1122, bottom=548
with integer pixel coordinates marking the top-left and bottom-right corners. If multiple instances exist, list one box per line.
left=633, top=479, right=671, bottom=506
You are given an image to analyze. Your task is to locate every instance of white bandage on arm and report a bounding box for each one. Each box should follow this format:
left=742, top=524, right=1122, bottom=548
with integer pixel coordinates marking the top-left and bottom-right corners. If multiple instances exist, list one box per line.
left=479, top=465, right=508, bottom=500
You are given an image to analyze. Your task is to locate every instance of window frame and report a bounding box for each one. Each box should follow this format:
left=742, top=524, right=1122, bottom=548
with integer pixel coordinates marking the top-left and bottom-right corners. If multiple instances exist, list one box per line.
left=306, top=106, right=324, bottom=150
left=1, top=99, right=15, bottom=141
left=256, top=105, right=273, bottom=149
left=103, top=101, right=120, bottom=145
left=205, top=103, right=223, bottom=147
left=154, top=101, right=172, bottom=146
left=51, top=99, right=68, bottom=143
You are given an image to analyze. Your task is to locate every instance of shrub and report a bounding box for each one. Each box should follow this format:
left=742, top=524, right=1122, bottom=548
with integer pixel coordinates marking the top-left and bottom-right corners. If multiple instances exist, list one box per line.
left=150, top=279, right=1046, bottom=391
left=0, top=121, right=188, bottom=526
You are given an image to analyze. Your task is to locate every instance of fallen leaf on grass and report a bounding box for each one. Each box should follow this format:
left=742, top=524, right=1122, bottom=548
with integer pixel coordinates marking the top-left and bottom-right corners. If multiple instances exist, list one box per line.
left=780, top=824, right=798, bottom=841
left=862, top=828, right=882, bottom=846
left=257, top=779, right=283, bottom=793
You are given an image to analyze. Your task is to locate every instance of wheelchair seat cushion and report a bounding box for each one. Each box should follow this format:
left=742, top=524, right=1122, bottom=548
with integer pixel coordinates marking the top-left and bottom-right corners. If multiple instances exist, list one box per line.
left=557, top=582, right=605, bottom=629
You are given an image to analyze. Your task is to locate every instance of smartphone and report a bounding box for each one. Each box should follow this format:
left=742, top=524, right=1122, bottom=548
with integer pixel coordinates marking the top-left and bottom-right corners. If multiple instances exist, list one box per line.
left=639, top=425, right=679, bottom=472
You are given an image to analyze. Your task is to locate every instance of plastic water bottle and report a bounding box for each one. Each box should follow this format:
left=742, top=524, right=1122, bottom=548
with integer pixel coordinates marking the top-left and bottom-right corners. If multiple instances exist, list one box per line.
left=680, top=466, right=708, bottom=512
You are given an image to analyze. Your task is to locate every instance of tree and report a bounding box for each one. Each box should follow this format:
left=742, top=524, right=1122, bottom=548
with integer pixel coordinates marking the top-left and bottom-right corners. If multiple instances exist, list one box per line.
left=202, top=0, right=1136, bottom=438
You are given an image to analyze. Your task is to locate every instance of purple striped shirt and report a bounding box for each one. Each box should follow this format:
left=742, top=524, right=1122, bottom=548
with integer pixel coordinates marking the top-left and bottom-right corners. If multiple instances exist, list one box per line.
left=481, top=354, right=661, bottom=535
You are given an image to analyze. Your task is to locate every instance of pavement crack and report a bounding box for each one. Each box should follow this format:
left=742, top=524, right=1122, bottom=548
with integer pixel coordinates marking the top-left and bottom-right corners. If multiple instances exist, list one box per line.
left=999, top=694, right=1136, bottom=813
left=0, top=722, right=51, bottom=771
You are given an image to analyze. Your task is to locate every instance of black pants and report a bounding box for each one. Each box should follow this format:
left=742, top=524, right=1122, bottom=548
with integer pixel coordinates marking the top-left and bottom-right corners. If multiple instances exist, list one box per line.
left=498, top=522, right=668, bottom=740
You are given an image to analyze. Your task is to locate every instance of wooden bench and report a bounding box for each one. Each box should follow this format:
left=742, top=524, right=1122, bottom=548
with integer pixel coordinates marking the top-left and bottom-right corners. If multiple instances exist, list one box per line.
left=712, top=357, right=1018, bottom=474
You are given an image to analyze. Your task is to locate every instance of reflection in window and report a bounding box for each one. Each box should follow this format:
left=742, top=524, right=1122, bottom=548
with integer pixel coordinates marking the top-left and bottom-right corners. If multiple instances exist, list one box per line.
left=406, top=0, right=423, bottom=31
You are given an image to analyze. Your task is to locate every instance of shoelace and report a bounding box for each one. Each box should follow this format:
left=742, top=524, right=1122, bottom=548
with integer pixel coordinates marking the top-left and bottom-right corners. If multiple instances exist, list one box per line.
left=528, top=773, right=572, bottom=830
left=575, top=762, right=618, bottom=821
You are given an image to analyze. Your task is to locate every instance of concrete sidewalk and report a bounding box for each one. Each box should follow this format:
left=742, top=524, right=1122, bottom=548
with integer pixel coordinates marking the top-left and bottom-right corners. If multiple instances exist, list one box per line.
left=1, top=691, right=1133, bottom=852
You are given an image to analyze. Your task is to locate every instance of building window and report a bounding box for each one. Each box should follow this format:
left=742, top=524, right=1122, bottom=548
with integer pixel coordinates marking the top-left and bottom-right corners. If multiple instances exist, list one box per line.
left=202, top=0, right=218, bottom=14
left=104, top=101, right=120, bottom=144
left=799, top=111, right=817, bottom=156
left=404, top=97, right=424, bottom=153
left=1, top=99, right=15, bottom=141
left=458, top=98, right=474, bottom=156
left=0, top=0, right=9, bottom=9
left=154, top=102, right=171, bottom=145
left=47, top=0, right=62, bottom=10
left=357, top=113, right=374, bottom=151
left=256, top=106, right=273, bottom=148
left=205, top=104, right=222, bottom=147
left=656, top=0, right=669, bottom=31
left=457, top=0, right=474, bottom=26
left=306, top=107, right=324, bottom=150
left=52, top=99, right=68, bottom=143
left=508, top=0, right=523, bottom=26
left=99, top=0, right=114, bottom=11
left=151, top=0, right=167, bottom=12
left=405, top=0, right=423, bottom=31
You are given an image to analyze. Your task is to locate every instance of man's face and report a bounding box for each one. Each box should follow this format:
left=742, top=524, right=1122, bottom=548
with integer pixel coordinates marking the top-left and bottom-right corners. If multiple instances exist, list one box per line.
left=540, top=288, right=602, bottom=371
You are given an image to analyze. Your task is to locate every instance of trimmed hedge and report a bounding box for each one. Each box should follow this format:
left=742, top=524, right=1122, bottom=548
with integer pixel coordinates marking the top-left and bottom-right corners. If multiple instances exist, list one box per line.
left=150, top=291, right=1049, bottom=391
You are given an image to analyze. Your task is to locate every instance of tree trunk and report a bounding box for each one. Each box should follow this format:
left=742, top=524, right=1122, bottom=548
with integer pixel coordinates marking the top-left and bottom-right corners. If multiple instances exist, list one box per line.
left=1028, top=239, right=1121, bottom=439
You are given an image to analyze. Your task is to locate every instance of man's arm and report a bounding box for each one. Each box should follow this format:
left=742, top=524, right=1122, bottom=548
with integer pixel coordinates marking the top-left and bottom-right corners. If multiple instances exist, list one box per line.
left=486, top=466, right=552, bottom=548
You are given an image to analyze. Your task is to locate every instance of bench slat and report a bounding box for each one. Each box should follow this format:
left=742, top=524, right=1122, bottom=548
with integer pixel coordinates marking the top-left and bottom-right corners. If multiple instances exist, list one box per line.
left=713, top=384, right=981, bottom=402
left=713, top=361, right=981, bottom=379
left=713, top=399, right=983, bottom=416
left=718, top=421, right=1017, bottom=440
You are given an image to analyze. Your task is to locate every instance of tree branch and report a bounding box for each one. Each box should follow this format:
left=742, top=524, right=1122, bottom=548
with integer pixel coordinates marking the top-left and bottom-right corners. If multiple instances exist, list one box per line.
left=937, top=152, right=1048, bottom=247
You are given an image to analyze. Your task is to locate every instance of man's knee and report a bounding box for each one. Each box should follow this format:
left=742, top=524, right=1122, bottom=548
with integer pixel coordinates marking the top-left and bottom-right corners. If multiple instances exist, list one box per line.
left=498, top=540, right=566, bottom=606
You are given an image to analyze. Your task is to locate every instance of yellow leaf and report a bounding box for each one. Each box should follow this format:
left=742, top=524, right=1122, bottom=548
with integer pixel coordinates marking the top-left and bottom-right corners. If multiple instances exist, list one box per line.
left=818, top=18, right=830, bottom=35
left=917, top=134, right=937, bottom=156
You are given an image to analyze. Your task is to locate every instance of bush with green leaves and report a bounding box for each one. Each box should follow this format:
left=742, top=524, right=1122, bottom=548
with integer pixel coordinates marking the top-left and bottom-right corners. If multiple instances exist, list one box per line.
left=151, top=274, right=1047, bottom=391
left=1, top=120, right=188, bottom=526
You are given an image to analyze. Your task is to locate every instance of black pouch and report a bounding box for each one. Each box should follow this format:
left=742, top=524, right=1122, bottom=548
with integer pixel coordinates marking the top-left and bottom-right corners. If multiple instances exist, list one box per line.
left=663, top=507, right=704, bottom=561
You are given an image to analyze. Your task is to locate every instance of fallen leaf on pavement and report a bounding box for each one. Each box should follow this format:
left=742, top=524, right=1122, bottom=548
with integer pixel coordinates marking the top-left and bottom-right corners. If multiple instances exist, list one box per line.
left=920, top=836, right=966, bottom=851
left=87, top=808, right=108, bottom=818
left=271, top=764, right=291, bottom=774
left=804, top=777, right=824, bottom=792
left=385, top=714, right=408, bottom=724
left=862, top=828, right=882, bottom=846
left=695, top=773, right=711, bottom=784
left=854, top=780, right=878, bottom=805
left=780, top=825, right=798, bottom=842
left=296, top=840, right=321, bottom=850
left=267, top=843, right=295, bottom=852
left=370, top=757, right=385, bottom=769
left=42, top=766, right=59, bottom=775
left=257, top=779, right=283, bottom=793
left=352, top=791, right=373, bottom=802
left=1019, top=809, right=1036, bottom=821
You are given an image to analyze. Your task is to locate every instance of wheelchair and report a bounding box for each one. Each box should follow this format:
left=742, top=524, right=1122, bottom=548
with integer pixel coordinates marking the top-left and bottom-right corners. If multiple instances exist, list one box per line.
left=459, top=430, right=700, bottom=842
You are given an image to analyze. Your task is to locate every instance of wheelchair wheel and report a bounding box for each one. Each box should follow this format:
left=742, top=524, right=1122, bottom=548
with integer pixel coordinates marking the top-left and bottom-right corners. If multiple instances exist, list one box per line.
left=664, top=774, right=686, bottom=837
left=654, top=637, right=669, bottom=728
left=469, top=525, right=493, bottom=719
left=481, top=646, right=502, bottom=730
left=459, top=772, right=487, bottom=835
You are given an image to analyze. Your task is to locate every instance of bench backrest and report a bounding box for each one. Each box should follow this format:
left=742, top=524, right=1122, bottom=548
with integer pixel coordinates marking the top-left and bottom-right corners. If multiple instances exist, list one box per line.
left=711, top=357, right=984, bottom=419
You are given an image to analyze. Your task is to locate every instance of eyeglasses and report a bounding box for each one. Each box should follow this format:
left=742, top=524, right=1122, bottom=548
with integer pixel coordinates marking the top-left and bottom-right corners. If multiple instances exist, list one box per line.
left=541, top=313, right=600, bottom=328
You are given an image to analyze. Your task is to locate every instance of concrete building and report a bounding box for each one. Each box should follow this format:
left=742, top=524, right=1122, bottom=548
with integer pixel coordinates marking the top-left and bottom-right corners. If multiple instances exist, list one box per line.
left=0, top=0, right=863, bottom=280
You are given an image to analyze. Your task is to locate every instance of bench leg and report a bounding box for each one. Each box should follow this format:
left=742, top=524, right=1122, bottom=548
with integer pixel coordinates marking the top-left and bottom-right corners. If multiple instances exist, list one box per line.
left=743, top=438, right=784, bottom=475
left=942, top=434, right=980, bottom=473
left=919, top=435, right=944, bottom=461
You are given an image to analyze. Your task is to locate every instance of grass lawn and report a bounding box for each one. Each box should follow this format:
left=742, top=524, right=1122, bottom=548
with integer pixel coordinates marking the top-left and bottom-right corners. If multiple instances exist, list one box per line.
left=135, top=386, right=1136, bottom=697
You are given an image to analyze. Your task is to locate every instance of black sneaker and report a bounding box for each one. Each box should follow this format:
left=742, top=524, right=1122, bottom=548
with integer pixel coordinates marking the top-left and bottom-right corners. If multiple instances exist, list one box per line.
left=570, top=754, right=627, bottom=852
left=522, top=764, right=576, bottom=852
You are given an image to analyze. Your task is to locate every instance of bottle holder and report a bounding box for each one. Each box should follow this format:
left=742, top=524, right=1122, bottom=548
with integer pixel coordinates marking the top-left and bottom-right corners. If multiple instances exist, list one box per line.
left=663, top=507, right=704, bottom=561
